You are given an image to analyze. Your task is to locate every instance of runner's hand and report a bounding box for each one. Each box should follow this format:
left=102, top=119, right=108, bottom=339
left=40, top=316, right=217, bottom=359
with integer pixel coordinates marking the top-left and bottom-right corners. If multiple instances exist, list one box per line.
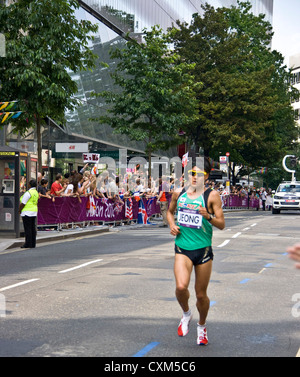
left=199, top=203, right=209, bottom=220
left=287, top=243, right=300, bottom=269
left=170, top=224, right=181, bottom=236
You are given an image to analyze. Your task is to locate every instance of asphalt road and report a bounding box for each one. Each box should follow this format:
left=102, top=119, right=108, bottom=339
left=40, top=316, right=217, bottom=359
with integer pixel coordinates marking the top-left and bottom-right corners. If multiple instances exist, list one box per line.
left=0, top=210, right=299, bottom=358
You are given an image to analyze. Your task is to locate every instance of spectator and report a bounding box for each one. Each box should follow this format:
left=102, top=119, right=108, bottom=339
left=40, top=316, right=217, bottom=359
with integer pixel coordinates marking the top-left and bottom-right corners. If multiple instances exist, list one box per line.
left=266, top=189, right=273, bottom=210
left=37, top=172, right=42, bottom=184
left=72, top=173, right=84, bottom=196
left=145, top=177, right=157, bottom=198
left=261, top=188, right=267, bottom=211
left=64, top=177, right=74, bottom=196
left=79, top=163, right=89, bottom=175
left=134, top=178, right=144, bottom=194
left=71, top=171, right=90, bottom=197
left=89, top=175, right=98, bottom=198
left=255, top=189, right=261, bottom=211
left=38, top=178, right=51, bottom=199
left=97, top=170, right=109, bottom=197
left=81, top=171, right=92, bottom=196
left=50, top=173, right=66, bottom=197
left=157, top=176, right=169, bottom=228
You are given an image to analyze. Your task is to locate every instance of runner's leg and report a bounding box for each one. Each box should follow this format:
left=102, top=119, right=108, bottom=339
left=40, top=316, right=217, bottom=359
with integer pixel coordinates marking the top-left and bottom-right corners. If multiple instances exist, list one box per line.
left=194, top=260, right=212, bottom=325
left=174, top=253, right=193, bottom=312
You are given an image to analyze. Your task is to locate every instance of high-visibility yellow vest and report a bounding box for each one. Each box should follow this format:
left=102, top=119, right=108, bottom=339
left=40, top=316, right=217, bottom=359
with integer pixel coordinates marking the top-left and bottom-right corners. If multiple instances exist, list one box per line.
left=20, top=189, right=39, bottom=213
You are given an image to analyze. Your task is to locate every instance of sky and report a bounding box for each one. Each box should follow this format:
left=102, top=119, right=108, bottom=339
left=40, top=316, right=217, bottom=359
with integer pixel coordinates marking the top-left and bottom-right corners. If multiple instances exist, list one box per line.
left=272, top=0, right=300, bottom=67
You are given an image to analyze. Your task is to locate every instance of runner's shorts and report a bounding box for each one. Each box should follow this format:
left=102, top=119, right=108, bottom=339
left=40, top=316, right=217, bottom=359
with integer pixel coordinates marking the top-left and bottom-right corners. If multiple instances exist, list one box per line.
left=175, top=244, right=214, bottom=266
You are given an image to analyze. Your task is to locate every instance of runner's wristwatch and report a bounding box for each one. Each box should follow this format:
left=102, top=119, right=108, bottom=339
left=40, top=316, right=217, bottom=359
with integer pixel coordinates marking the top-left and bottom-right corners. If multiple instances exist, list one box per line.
left=207, top=213, right=214, bottom=222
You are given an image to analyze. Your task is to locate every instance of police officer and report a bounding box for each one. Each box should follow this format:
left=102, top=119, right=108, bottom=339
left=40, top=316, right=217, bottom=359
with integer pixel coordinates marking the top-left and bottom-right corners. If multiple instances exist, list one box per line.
left=19, top=179, right=39, bottom=248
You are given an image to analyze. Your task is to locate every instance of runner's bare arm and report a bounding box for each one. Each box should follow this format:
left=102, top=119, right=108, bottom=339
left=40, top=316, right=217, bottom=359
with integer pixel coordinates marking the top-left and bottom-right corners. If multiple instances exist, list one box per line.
left=208, top=191, right=225, bottom=230
left=198, top=190, right=225, bottom=230
left=167, top=190, right=181, bottom=236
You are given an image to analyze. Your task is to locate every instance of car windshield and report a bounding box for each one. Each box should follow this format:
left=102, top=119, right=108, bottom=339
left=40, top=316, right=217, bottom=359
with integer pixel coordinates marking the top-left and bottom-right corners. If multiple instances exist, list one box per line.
left=277, top=184, right=300, bottom=193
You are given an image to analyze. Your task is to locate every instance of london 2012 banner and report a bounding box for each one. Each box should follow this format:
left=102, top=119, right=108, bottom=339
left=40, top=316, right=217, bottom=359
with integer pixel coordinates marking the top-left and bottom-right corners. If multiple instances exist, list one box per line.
left=37, top=196, right=161, bottom=225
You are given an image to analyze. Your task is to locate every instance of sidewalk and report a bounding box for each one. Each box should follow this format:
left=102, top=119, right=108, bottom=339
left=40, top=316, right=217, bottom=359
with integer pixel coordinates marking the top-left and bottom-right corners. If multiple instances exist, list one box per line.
left=0, top=225, right=110, bottom=252
left=0, top=208, right=252, bottom=253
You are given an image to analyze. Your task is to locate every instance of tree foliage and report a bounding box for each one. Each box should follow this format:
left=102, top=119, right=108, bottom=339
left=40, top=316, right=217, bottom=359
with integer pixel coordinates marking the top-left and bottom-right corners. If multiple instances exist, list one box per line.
left=0, top=0, right=98, bottom=171
left=170, top=1, right=297, bottom=171
left=93, top=26, right=200, bottom=173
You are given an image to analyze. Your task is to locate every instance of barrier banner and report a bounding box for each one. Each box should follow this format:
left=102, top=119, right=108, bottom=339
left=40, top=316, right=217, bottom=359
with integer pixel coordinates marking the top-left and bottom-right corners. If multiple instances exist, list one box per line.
left=37, top=196, right=161, bottom=225
left=38, top=197, right=87, bottom=225
left=222, top=196, right=259, bottom=208
left=37, top=195, right=261, bottom=226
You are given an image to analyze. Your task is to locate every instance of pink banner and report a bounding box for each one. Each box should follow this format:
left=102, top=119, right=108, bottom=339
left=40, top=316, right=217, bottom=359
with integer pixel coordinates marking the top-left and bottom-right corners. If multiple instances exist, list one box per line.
left=222, top=195, right=259, bottom=208
left=37, top=196, right=161, bottom=225
left=37, top=194, right=260, bottom=226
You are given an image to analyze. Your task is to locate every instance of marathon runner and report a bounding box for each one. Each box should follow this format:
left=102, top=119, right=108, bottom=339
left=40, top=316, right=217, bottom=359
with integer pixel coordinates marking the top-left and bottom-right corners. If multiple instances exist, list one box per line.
left=167, top=157, right=225, bottom=346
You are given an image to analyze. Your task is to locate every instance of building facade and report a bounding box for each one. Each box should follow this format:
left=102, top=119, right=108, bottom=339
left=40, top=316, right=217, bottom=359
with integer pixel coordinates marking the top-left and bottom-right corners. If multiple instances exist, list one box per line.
left=289, top=53, right=300, bottom=143
left=78, top=0, right=273, bottom=35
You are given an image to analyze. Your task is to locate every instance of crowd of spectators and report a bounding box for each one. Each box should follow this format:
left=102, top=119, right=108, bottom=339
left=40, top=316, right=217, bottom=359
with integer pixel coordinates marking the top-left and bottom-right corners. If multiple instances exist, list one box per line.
left=37, top=166, right=274, bottom=211
left=205, top=180, right=274, bottom=210
left=37, top=165, right=173, bottom=206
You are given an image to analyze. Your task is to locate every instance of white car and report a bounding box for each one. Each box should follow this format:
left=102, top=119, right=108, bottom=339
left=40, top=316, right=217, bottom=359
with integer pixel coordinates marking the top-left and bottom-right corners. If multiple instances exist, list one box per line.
left=272, top=181, right=300, bottom=214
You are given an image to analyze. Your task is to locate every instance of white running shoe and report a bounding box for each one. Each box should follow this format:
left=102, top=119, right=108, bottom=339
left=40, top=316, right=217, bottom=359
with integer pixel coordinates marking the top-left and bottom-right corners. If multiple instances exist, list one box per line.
left=197, top=325, right=208, bottom=346
left=177, top=314, right=192, bottom=337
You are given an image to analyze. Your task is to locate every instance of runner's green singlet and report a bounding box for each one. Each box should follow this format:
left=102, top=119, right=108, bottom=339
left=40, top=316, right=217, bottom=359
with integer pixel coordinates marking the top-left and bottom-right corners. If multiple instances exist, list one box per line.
left=175, top=190, right=213, bottom=250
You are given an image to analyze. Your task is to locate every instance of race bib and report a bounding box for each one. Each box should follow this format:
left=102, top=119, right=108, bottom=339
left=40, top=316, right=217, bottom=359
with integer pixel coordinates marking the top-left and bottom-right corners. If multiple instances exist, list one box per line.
left=177, top=208, right=203, bottom=229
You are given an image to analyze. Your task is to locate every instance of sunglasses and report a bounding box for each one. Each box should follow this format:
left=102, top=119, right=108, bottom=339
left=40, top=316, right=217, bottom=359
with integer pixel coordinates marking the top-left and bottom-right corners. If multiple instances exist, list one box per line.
left=188, top=170, right=206, bottom=177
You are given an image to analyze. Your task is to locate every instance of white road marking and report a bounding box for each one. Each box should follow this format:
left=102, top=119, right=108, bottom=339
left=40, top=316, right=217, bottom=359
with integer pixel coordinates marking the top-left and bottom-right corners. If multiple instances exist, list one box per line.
left=58, top=259, right=103, bottom=274
left=0, top=279, right=40, bottom=292
left=242, top=227, right=250, bottom=231
left=217, top=240, right=231, bottom=248
left=256, top=233, right=279, bottom=237
left=251, top=223, right=257, bottom=227
left=232, top=232, right=242, bottom=239
left=296, top=348, right=300, bottom=357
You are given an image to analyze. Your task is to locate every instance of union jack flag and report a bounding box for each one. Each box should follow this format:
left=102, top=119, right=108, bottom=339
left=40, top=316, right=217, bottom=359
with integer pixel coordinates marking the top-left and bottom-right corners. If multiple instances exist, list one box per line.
left=125, top=197, right=133, bottom=220
left=114, top=200, right=123, bottom=214
left=138, top=199, right=150, bottom=224
left=182, top=152, right=189, bottom=168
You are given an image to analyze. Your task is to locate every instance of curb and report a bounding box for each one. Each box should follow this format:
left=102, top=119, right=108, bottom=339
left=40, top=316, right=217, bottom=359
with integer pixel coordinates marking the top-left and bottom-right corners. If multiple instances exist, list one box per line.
left=3, top=226, right=110, bottom=251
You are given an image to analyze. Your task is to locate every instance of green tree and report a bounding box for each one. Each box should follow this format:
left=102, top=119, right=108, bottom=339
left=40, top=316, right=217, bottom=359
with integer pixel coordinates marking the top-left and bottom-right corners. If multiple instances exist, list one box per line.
left=223, top=1, right=298, bottom=172
left=93, top=26, right=200, bottom=175
left=0, top=0, right=98, bottom=172
left=170, top=1, right=297, bottom=170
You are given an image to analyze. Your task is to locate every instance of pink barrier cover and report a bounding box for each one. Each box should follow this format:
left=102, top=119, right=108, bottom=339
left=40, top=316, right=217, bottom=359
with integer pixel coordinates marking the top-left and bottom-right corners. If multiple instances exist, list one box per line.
left=222, top=195, right=259, bottom=208
left=37, top=195, right=260, bottom=226
left=37, top=196, right=161, bottom=225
